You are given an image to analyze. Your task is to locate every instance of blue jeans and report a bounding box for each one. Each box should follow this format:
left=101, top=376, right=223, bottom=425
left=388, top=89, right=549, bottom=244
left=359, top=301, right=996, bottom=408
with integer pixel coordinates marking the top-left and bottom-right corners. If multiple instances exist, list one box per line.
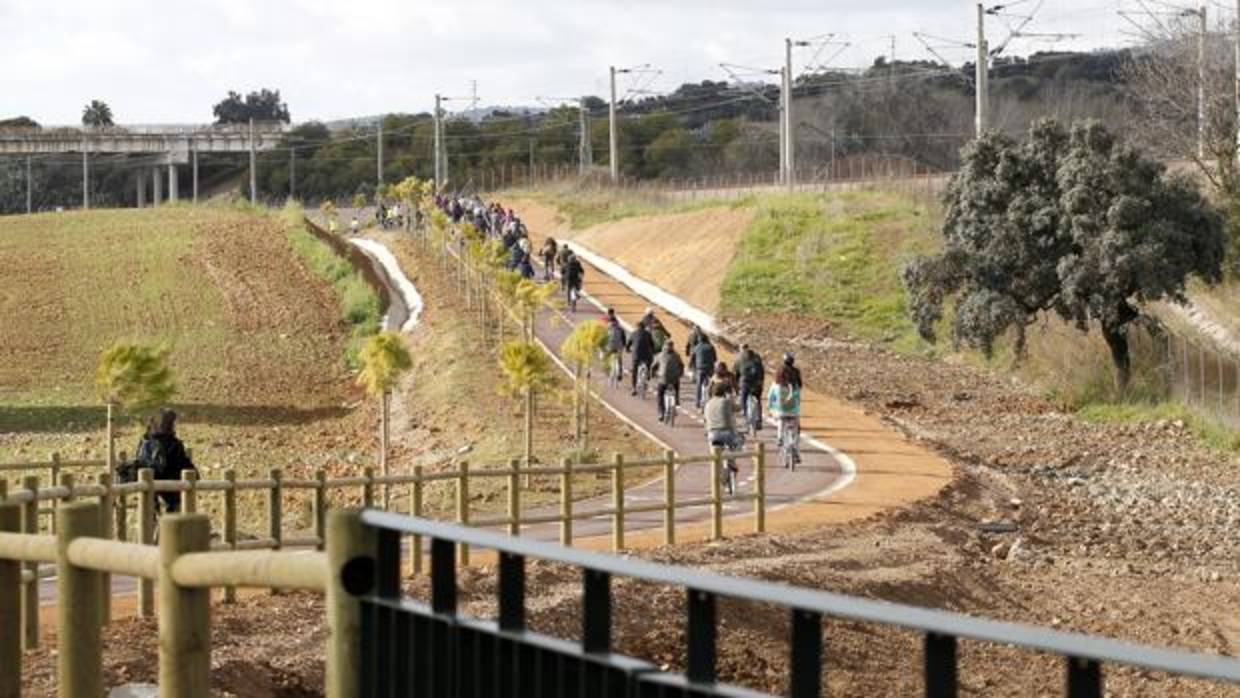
left=739, top=384, right=762, bottom=428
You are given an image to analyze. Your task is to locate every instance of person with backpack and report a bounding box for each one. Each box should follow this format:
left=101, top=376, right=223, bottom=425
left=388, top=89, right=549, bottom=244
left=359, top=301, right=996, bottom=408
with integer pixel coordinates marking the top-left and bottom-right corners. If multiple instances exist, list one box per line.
left=556, top=244, right=574, bottom=291
left=626, top=319, right=655, bottom=395
left=733, top=344, right=766, bottom=428
left=691, top=335, right=718, bottom=409
left=782, top=352, right=803, bottom=391
left=540, top=237, right=558, bottom=281
left=562, top=251, right=585, bottom=308
left=652, top=340, right=685, bottom=421
left=131, top=408, right=196, bottom=513
left=605, top=308, right=627, bottom=379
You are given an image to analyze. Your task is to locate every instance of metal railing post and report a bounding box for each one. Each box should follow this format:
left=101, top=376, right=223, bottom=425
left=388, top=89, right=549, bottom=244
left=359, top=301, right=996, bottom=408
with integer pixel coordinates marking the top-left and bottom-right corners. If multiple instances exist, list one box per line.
left=612, top=453, right=625, bottom=551
left=0, top=502, right=21, bottom=698
left=20, top=475, right=39, bottom=650
left=223, top=469, right=237, bottom=604
left=755, top=442, right=766, bottom=534
left=710, top=448, right=724, bottom=541
left=96, top=472, right=114, bottom=625
left=56, top=502, right=103, bottom=698
left=138, top=468, right=155, bottom=617
left=456, top=462, right=470, bottom=565
left=560, top=458, right=573, bottom=547
left=326, top=508, right=376, bottom=698
left=663, top=450, right=675, bottom=545
left=158, top=514, right=211, bottom=697
left=410, top=466, right=423, bottom=576
left=507, top=458, right=520, bottom=537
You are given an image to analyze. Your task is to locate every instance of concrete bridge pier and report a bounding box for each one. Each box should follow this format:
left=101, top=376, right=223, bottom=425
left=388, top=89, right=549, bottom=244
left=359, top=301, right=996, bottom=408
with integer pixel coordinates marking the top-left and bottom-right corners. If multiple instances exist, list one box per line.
left=168, top=163, right=178, bottom=203
left=152, top=168, right=162, bottom=206
left=136, top=173, right=146, bottom=208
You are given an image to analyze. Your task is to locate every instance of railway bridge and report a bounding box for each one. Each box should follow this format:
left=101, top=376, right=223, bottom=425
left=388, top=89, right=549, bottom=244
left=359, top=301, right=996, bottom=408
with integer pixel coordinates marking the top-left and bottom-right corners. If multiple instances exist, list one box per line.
left=0, top=122, right=285, bottom=211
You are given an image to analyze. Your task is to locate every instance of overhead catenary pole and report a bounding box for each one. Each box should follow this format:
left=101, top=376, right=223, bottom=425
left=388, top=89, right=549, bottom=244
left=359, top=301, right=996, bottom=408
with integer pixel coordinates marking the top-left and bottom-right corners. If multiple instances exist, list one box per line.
left=25, top=155, right=32, bottom=214
left=191, top=146, right=198, bottom=203
left=376, top=115, right=384, bottom=188
left=290, top=148, right=297, bottom=200
left=434, top=94, right=443, bottom=192
left=82, top=145, right=90, bottom=210
left=579, top=98, right=592, bottom=174
left=248, top=117, right=257, bottom=204
left=779, top=66, right=788, bottom=185
left=1198, top=2, right=1208, bottom=160
left=609, top=66, right=620, bottom=181
left=976, top=2, right=991, bottom=137
left=785, top=38, right=794, bottom=191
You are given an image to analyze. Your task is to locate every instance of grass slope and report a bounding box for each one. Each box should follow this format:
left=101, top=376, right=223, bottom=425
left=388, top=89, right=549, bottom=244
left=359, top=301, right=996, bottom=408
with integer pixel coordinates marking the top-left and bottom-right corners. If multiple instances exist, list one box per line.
left=720, top=191, right=939, bottom=351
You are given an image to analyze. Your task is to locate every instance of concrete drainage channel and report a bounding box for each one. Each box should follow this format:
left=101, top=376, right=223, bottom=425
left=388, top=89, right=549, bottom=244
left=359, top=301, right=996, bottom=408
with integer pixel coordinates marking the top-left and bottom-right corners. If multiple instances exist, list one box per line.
left=347, top=237, right=424, bottom=333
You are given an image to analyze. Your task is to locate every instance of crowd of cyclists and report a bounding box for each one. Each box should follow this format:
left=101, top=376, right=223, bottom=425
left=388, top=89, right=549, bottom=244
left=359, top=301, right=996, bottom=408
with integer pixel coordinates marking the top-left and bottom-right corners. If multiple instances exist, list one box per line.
left=405, top=193, right=807, bottom=491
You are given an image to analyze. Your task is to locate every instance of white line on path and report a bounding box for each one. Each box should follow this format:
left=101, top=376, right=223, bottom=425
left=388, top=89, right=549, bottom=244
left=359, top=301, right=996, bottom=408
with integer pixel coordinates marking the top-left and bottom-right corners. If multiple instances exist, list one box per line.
left=349, top=237, right=425, bottom=333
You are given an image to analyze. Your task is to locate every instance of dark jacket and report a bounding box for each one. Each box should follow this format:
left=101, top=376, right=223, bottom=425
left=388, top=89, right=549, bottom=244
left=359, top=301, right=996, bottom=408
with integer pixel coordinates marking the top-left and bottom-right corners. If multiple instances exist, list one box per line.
left=628, top=325, right=655, bottom=364
left=653, top=348, right=685, bottom=386
left=733, top=350, right=765, bottom=389
left=606, top=320, right=627, bottom=354
left=691, top=341, right=717, bottom=375
left=785, top=364, right=803, bottom=391
left=686, top=326, right=707, bottom=353
left=564, top=257, right=584, bottom=288
left=137, top=434, right=195, bottom=480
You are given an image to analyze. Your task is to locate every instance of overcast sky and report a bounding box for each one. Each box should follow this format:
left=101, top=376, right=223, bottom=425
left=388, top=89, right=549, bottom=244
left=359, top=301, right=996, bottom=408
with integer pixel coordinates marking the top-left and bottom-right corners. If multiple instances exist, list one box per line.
left=1, top=0, right=1139, bottom=125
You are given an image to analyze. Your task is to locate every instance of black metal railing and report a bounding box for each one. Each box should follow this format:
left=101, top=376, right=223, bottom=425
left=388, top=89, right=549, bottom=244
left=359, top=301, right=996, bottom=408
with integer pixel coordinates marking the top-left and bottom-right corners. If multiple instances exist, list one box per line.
left=353, top=511, right=1240, bottom=697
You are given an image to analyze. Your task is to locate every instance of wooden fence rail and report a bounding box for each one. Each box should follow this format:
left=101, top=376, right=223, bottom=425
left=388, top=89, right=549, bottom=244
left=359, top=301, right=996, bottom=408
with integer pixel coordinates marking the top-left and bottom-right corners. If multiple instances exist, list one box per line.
left=0, top=500, right=372, bottom=698
left=0, top=445, right=765, bottom=654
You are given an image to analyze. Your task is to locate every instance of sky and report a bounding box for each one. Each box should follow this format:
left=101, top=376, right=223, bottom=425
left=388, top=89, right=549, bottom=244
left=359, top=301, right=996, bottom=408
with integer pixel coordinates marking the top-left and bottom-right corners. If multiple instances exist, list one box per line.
left=0, top=0, right=1146, bottom=126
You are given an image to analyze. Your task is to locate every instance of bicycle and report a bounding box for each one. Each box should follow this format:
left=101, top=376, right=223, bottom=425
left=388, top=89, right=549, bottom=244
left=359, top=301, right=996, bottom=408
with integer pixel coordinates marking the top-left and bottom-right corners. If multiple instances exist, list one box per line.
left=661, top=388, right=677, bottom=426
left=710, top=433, right=743, bottom=495
left=607, top=352, right=623, bottom=389
left=635, top=364, right=650, bottom=400
left=745, top=394, right=761, bottom=437
left=777, top=417, right=800, bottom=471
left=566, top=285, right=580, bottom=313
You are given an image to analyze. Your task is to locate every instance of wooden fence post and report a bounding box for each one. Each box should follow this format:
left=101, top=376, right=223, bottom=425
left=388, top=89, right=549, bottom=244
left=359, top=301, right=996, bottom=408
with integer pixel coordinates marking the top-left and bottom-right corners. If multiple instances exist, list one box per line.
left=138, top=468, right=155, bottom=618
left=50, top=453, right=61, bottom=526
left=0, top=502, right=21, bottom=698
left=663, top=450, right=676, bottom=546
left=182, top=469, right=199, bottom=514
left=362, top=467, right=375, bottom=509
left=456, top=461, right=470, bottom=565
left=711, top=448, right=724, bottom=541
left=158, top=514, right=211, bottom=697
left=755, top=443, right=766, bottom=534
left=314, top=470, right=328, bottom=551
left=20, top=475, right=39, bottom=650
left=560, top=458, right=573, bottom=547
left=223, top=469, right=237, bottom=604
left=409, top=466, right=423, bottom=576
left=115, top=452, right=128, bottom=542
left=507, top=458, right=521, bottom=537
left=612, top=453, right=625, bottom=552
left=269, top=468, right=284, bottom=596
left=57, top=502, right=103, bottom=698
left=96, top=472, right=114, bottom=626
left=326, top=509, right=377, bottom=698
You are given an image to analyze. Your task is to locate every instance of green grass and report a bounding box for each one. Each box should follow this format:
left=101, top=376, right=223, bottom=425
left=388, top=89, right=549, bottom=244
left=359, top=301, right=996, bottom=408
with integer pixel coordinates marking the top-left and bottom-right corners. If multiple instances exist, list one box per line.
left=1077, top=400, right=1240, bottom=453
left=280, top=201, right=381, bottom=366
left=720, top=191, right=940, bottom=352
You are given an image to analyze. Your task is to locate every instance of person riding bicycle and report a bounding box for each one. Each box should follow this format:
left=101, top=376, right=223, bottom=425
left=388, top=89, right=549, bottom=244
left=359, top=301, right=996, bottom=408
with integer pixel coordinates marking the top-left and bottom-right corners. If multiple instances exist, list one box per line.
left=703, top=382, right=742, bottom=484
left=767, top=366, right=802, bottom=466
left=626, top=320, right=655, bottom=396
left=652, top=340, right=684, bottom=422
left=783, top=352, right=803, bottom=391
left=641, top=308, right=669, bottom=352
left=540, top=237, right=559, bottom=281
left=707, top=361, right=736, bottom=399
left=733, top=344, right=765, bottom=427
left=556, top=244, right=574, bottom=290
left=690, top=335, right=718, bottom=409
left=132, top=408, right=196, bottom=513
left=562, top=251, right=585, bottom=306
left=686, top=324, right=707, bottom=354
left=605, top=309, right=627, bottom=378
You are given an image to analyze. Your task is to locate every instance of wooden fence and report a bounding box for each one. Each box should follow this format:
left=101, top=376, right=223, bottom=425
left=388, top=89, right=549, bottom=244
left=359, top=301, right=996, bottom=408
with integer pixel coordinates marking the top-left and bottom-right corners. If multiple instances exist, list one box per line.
left=0, top=501, right=375, bottom=698
left=0, top=445, right=765, bottom=652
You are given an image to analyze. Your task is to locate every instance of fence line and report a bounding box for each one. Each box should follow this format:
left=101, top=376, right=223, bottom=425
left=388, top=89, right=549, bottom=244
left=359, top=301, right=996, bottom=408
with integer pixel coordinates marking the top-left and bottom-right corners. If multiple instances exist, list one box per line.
left=0, top=444, right=765, bottom=650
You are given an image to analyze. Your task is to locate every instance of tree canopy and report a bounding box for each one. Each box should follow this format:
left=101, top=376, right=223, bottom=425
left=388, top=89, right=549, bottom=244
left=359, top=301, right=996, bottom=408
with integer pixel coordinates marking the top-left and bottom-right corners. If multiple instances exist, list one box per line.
left=95, top=341, right=176, bottom=410
left=212, top=88, right=291, bottom=124
left=903, top=119, right=1225, bottom=388
left=82, top=100, right=114, bottom=127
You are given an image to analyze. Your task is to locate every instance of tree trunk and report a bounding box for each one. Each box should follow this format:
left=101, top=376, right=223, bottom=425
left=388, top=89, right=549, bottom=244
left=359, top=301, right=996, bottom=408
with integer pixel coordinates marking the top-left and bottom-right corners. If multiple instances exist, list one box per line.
left=582, top=369, right=591, bottom=454
left=381, top=391, right=390, bottom=509
left=523, top=388, right=534, bottom=488
left=573, top=365, right=582, bottom=447
left=1102, top=323, right=1132, bottom=393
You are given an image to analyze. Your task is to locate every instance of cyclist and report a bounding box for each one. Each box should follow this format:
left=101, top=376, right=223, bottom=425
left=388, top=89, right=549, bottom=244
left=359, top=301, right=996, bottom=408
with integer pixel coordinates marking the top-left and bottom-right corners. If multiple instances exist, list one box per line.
left=133, top=408, right=196, bottom=513
left=690, top=334, right=717, bottom=409
left=605, top=308, right=626, bottom=382
left=626, top=319, right=655, bottom=396
left=540, top=237, right=559, bottom=281
left=686, top=324, right=707, bottom=354
left=703, top=382, right=741, bottom=488
left=733, top=344, right=766, bottom=428
left=349, top=216, right=360, bottom=236
left=707, top=361, right=736, bottom=399
left=556, top=244, right=574, bottom=291
left=783, top=352, right=803, bottom=390
left=641, top=308, right=669, bottom=352
left=652, top=340, right=684, bottom=422
left=767, top=365, right=802, bottom=466
left=562, top=251, right=585, bottom=308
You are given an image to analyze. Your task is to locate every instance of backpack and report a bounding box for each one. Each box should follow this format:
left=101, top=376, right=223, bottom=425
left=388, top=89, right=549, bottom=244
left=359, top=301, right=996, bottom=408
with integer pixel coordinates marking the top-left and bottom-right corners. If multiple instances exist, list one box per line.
left=136, top=437, right=172, bottom=479
left=741, top=354, right=763, bottom=384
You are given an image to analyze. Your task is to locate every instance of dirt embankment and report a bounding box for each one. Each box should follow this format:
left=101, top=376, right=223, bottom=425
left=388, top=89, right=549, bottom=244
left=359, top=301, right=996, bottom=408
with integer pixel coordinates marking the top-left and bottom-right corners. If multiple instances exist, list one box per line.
left=511, top=198, right=752, bottom=314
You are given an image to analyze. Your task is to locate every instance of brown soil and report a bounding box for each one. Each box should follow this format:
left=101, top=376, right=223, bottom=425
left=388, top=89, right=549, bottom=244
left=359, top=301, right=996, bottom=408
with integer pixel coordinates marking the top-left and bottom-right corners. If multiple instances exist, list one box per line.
left=512, top=198, right=753, bottom=314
